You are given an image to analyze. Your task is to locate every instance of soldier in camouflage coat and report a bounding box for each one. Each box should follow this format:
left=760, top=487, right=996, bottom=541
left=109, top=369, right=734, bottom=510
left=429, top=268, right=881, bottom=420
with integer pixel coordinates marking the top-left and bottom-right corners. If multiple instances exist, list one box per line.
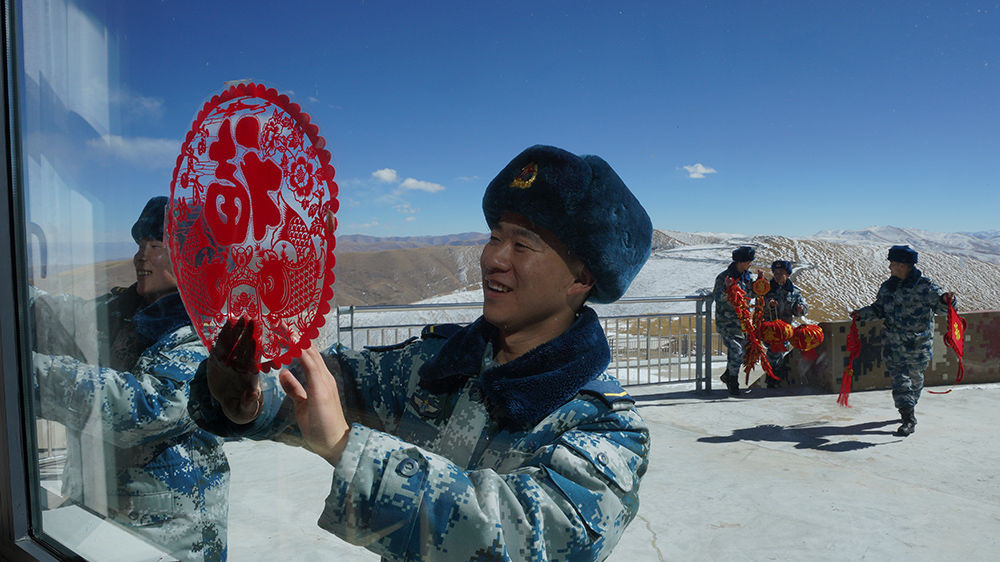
left=712, top=246, right=757, bottom=396
left=763, top=260, right=807, bottom=387
left=190, top=145, right=653, bottom=561
left=853, top=245, right=955, bottom=437
left=31, top=197, right=229, bottom=561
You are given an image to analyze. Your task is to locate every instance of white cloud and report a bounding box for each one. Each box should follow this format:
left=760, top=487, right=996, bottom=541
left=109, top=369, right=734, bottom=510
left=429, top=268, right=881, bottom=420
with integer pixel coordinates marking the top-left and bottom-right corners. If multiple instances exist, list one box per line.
left=86, top=135, right=179, bottom=168
left=394, top=203, right=418, bottom=214
left=399, top=177, right=445, bottom=192
left=405, top=216, right=416, bottom=222
left=372, top=168, right=399, bottom=183
left=682, top=163, right=717, bottom=179
left=109, top=89, right=165, bottom=119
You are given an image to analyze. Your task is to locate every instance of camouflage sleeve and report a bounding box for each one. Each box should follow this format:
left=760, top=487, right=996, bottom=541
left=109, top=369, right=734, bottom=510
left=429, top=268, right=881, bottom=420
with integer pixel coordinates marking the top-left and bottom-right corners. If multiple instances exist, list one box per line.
left=27, top=285, right=99, bottom=360
left=712, top=271, right=730, bottom=311
left=318, top=406, right=649, bottom=561
left=32, top=333, right=205, bottom=448
left=187, top=340, right=433, bottom=441
left=792, top=287, right=807, bottom=316
left=332, top=341, right=436, bottom=433
left=923, top=278, right=951, bottom=314
left=855, top=283, right=887, bottom=321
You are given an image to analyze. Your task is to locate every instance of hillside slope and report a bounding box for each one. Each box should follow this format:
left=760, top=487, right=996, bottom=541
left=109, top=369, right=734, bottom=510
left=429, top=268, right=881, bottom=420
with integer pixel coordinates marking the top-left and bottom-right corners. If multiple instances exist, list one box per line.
left=33, top=228, right=1000, bottom=322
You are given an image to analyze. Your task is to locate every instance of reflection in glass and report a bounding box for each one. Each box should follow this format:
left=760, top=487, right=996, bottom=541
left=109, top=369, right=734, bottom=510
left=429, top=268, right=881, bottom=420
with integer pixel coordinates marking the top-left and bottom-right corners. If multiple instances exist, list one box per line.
left=18, top=1, right=229, bottom=560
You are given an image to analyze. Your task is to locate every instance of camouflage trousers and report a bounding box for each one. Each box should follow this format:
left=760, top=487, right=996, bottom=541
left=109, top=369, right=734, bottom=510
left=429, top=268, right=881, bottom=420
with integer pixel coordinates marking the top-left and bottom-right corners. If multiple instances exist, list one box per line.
left=718, top=325, right=746, bottom=378
left=883, top=332, right=933, bottom=411
left=765, top=344, right=790, bottom=384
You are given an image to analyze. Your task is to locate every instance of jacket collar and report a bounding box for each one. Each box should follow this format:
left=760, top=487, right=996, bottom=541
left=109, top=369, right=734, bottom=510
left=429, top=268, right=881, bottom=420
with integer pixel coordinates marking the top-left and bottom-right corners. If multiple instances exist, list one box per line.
left=886, top=267, right=922, bottom=292
left=418, top=306, right=611, bottom=429
left=132, top=291, right=191, bottom=343
left=770, top=278, right=795, bottom=291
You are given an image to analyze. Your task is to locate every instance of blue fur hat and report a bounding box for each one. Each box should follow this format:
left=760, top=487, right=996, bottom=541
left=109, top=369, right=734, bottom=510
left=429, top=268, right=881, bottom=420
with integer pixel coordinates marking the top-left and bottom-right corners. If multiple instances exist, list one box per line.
left=888, top=245, right=918, bottom=264
left=732, top=246, right=755, bottom=262
left=482, top=145, right=652, bottom=303
left=131, top=196, right=168, bottom=243
left=771, top=260, right=792, bottom=274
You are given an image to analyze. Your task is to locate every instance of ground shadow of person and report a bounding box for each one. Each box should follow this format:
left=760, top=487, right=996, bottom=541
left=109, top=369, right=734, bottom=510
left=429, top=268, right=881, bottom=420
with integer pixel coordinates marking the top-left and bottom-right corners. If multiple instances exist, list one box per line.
left=697, top=420, right=900, bottom=452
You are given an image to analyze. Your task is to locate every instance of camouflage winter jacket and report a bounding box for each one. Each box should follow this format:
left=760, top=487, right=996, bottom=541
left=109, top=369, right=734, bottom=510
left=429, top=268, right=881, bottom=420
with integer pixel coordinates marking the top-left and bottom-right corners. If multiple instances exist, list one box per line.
left=31, top=286, right=229, bottom=561
left=764, top=279, right=807, bottom=324
left=189, top=306, right=649, bottom=561
left=854, top=267, right=953, bottom=341
left=712, top=263, right=755, bottom=334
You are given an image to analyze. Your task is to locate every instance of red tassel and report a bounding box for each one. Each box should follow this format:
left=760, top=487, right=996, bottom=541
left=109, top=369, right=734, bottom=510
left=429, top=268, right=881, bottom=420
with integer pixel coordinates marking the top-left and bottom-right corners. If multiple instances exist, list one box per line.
left=838, top=318, right=862, bottom=407
left=837, top=367, right=853, bottom=407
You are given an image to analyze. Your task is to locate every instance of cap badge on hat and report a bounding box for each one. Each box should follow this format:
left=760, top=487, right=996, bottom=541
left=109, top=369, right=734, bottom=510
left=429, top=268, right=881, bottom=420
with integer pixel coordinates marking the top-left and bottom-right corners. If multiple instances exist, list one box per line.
left=510, top=162, right=538, bottom=189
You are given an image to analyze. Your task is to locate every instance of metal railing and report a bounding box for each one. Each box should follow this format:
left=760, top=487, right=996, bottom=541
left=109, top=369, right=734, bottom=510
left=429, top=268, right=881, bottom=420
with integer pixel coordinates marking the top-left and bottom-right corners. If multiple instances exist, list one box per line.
left=335, top=296, right=721, bottom=389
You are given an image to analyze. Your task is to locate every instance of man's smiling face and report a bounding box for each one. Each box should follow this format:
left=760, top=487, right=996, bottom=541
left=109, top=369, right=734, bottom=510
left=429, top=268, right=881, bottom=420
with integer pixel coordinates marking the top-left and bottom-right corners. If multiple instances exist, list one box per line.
left=480, top=213, right=589, bottom=341
left=134, top=238, right=177, bottom=303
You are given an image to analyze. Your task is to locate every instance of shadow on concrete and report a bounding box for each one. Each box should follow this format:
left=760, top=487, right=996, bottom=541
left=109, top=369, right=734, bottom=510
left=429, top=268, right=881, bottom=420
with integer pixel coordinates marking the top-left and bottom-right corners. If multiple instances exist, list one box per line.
left=696, top=420, right=901, bottom=452
left=633, top=386, right=828, bottom=405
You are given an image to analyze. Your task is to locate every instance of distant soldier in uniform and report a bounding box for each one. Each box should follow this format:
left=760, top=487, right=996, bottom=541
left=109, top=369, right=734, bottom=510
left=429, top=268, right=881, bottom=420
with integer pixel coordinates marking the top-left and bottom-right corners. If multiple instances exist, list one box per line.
left=189, top=145, right=652, bottom=561
left=852, top=245, right=956, bottom=437
left=31, top=196, right=229, bottom=561
left=712, top=245, right=756, bottom=396
left=763, top=259, right=807, bottom=387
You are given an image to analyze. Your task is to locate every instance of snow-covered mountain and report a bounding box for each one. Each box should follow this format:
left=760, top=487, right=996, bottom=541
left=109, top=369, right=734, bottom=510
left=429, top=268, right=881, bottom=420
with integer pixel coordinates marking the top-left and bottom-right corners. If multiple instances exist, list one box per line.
left=814, top=225, right=1000, bottom=266
left=414, top=227, right=1000, bottom=324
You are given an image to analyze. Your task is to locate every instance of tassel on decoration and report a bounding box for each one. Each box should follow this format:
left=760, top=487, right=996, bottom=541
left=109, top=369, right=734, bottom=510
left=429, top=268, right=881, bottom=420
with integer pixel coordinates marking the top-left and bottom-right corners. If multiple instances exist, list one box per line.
left=838, top=317, right=861, bottom=407
left=931, top=301, right=967, bottom=395
left=944, top=302, right=966, bottom=384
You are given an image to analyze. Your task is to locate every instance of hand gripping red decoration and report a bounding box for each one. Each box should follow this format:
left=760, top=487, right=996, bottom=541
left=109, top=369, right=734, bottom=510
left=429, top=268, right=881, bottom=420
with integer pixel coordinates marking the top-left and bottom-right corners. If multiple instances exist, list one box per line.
left=930, top=301, right=968, bottom=395
left=167, top=82, right=338, bottom=370
left=838, top=317, right=861, bottom=407
left=725, top=276, right=775, bottom=384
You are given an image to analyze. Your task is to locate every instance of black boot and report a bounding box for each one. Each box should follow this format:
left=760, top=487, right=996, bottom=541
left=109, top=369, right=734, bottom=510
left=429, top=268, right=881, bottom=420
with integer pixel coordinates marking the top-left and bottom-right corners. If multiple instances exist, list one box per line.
left=720, top=369, right=740, bottom=396
left=895, top=409, right=916, bottom=437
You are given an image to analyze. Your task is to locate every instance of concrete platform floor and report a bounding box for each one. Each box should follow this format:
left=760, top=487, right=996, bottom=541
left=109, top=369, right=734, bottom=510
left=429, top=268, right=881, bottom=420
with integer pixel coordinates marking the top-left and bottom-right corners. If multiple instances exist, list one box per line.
left=223, top=378, right=1000, bottom=561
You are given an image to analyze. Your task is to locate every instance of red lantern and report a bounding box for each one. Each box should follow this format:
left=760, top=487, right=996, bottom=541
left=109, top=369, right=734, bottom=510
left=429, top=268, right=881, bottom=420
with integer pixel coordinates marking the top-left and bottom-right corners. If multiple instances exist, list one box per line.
left=791, top=324, right=824, bottom=361
left=760, top=320, right=793, bottom=353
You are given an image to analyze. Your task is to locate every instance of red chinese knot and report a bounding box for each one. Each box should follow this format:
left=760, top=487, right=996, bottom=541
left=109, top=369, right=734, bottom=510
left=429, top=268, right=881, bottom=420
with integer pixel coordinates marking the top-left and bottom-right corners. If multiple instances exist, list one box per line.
left=167, top=82, right=338, bottom=370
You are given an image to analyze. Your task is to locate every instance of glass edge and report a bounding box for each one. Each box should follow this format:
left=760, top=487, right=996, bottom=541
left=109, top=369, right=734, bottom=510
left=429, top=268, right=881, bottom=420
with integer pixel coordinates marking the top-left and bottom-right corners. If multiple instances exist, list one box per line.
left=0, top=1, right=66, bottom=560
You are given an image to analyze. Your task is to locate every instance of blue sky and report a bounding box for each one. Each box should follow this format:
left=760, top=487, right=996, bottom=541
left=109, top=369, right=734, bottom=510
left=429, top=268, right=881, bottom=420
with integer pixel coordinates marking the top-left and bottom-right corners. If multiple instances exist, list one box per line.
left=27, top=0, right=1000, bottom=248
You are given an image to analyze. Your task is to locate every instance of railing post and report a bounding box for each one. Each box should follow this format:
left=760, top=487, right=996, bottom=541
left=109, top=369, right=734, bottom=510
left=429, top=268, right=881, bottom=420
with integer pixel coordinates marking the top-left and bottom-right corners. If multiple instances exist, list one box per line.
left=349, top=305, right=356, bottom=349
left=695, top=299, right=703, bottom=392
left=703, top=297, right=713, bottom=392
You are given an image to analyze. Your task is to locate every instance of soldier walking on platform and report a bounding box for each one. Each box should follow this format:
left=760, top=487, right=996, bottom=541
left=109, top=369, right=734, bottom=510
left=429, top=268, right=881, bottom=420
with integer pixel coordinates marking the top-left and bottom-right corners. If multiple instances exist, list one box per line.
left=852, top=245, right=956, bottom=437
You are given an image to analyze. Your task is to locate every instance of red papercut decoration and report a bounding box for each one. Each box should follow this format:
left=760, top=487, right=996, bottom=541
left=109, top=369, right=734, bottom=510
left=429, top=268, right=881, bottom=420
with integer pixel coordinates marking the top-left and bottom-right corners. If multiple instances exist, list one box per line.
left=838, top=318, right=861, bottom=407
left=167, top=82, right=338, bottom=370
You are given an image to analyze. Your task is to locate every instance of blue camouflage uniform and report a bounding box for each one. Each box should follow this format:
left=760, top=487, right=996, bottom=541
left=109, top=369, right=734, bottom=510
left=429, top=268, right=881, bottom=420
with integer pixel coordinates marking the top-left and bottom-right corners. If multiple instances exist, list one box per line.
left=763, top=278, right=808, bottom=380
left=854, top=267, right=953, bottom=410
left=189, top=306, right=648, bottom=561
left=31, top=285, right=229, bottom=561
left=712, top=264, right=755, bottom=376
